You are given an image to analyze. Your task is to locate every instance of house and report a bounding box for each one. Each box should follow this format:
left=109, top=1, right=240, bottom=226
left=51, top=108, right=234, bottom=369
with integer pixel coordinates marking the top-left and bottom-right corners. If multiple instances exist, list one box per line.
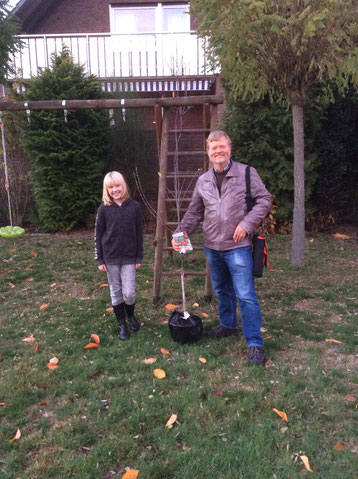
left=10, top=0, right=219, bottom=96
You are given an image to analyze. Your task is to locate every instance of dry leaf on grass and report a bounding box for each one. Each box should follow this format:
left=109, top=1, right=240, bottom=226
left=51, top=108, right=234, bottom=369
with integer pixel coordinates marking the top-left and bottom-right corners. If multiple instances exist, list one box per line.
left=345, top=396, right=356, bottom=402
left=0, top=402, right=6, bottom=406
left=272, top=408, right=288, bottom=422
left=22, top=334, right=35, bottom=342
left=153, top=369, right=166, bottom=379
left=31, top=252, right=37, bottom=256
left=333, top=233, right=350, bottom=240
left=40, top=304, right=49, bottom=311
left=33, top=344, right=39, bottom=351
left=99, top=283, right=108, bottom=288
left=8, top=282, right=15, bottom=288
left=90, top=334, right=100, bottom=345
left=9, top=428, right=21, bottom=442
left=10, top=248, right=16, bottom=252
left=300, top=455, right=313, bottom=472
left=199, top=357, right=207, bottom=364
left=47, top=363, right=58, bottom=370
left=165, top=414, right=178, bottom=428
left=333, top=444, right=345, bottom=451
left=201, top=313, right=208, bottom=318
left=106, top=307, right=114, bottom=313
left=263, top=336, right=272, bottom=341
left=122, top=470, right=139, bottom=479
left=165, top=304, right=179, bottom=310
left=143, top=358, right=157, bottom=365
left=213, top=389, right=224, bottom=396
left=84, top=343, right=100, bottom=349
left=325, top=338, right=343, bottom=344
left=26, top=277, right=34, bottom=282
left=160, top=348, right=170, bottom=355
left=49, top=357, right=59, bottom=364
left=38, top=400, right=49, bottom=406
left=260, top=327, right=267, bottom=333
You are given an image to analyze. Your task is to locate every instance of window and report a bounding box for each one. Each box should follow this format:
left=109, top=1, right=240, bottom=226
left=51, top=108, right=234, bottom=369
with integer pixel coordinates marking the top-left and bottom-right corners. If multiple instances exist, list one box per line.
left=111, top=4, right=189, bottom=34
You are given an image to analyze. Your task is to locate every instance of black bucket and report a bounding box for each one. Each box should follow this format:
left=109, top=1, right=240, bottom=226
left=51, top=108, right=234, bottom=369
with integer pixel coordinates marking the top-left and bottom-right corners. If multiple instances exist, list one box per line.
left=168, top=311, right=203, bottom=344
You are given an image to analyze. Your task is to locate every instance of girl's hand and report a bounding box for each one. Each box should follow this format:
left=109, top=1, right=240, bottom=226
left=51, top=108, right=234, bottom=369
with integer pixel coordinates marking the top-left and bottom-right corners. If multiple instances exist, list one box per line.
left=98, top=264, right=107, bottom=272
left=136, top=263, right=142, bottom=269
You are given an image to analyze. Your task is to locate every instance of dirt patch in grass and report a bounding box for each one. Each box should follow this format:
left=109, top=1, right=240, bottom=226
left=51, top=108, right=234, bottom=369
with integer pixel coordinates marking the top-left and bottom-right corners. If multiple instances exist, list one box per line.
left=277, top=337, right=357, bottom=372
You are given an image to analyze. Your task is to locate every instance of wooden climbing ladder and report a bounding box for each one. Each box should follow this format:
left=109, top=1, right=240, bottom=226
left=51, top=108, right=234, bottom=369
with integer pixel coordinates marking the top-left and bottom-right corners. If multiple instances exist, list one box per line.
left=153, top=97, right=222, bottom=303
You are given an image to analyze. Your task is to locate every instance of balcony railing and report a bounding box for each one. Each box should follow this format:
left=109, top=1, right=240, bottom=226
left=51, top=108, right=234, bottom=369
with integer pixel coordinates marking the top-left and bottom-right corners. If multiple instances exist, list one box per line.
left=9, top=32, right=215, bottom=81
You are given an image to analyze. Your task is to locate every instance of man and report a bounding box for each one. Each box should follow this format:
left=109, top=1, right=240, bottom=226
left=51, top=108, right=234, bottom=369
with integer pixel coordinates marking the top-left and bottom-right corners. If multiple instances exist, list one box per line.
left=172, top=130, right=272, bottom=365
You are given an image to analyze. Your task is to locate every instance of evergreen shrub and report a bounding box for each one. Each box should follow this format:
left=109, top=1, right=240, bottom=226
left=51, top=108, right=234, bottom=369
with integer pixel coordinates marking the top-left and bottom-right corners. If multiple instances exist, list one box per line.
left=20, top=50, right=111, bottom=232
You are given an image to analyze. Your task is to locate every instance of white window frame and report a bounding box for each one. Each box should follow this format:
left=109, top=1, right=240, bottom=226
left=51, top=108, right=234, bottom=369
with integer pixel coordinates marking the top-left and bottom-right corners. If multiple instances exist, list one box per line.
left=109, top=3, right=190, bottom=34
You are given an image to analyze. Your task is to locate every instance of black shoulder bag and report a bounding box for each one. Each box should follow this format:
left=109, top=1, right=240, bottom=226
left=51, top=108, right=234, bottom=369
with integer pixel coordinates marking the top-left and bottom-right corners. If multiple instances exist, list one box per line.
left=245, top=166, right=269, bottom=278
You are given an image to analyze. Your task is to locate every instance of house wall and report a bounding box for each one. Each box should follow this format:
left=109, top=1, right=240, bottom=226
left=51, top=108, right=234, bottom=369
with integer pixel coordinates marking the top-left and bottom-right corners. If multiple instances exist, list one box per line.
left=22, top=0, right=190, bottom=34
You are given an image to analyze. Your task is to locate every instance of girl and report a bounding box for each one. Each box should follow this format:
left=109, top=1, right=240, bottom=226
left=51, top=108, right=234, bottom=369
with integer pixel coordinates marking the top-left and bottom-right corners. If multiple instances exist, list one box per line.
left=95, top=171, right=143, bottom=340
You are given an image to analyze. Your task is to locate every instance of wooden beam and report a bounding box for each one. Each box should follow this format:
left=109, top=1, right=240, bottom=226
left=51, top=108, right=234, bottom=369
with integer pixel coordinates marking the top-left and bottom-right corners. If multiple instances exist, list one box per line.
left=0, top=94, right=224, bottom=111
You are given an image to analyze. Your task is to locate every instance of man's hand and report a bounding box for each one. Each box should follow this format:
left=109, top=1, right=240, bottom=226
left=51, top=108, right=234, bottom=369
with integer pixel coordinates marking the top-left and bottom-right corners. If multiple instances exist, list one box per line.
left=171, top=237, right=182, bottom=252
left=98, top=264, right=107, bottom=272
left=233, top=225, right=247, bottom=242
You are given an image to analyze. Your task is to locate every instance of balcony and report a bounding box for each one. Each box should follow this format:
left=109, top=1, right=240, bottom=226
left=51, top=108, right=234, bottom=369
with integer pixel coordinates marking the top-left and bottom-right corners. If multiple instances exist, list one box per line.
left=9, top=32, right=216, bottom=92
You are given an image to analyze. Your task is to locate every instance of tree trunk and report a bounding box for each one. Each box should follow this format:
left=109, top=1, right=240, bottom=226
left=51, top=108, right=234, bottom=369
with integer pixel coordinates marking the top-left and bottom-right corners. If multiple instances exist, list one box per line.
left=291, top=103, right=305, bottom=266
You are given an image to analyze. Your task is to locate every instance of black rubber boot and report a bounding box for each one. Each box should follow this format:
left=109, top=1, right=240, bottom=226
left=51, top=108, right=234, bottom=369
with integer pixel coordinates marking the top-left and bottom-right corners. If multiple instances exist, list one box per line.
left=124, top=303, right=141, bottom=332
left=113, top=303, right=129, bottom=340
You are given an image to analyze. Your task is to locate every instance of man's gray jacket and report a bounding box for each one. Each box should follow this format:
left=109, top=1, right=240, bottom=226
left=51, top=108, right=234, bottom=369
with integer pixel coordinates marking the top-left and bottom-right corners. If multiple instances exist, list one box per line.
left=177, top=161, right=272, bottom=251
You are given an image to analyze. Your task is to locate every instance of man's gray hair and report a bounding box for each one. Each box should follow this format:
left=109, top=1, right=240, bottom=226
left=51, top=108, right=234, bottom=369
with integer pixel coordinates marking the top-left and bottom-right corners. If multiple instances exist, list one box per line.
left=206, top=130, right=232, bottom=148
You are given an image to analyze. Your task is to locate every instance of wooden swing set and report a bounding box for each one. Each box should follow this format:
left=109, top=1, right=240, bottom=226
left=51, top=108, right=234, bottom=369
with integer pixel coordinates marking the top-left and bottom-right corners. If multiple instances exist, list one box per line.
left=0, top=94, right=224, bottom=301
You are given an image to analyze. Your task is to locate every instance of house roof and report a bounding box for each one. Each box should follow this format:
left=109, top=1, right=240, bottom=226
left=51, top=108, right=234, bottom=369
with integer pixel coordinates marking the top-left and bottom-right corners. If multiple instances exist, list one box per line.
left=12, top=0, right=58, bottom=32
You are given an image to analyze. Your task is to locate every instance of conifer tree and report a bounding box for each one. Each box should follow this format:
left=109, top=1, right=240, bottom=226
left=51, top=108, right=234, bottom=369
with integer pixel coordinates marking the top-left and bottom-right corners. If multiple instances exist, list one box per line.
left=22, top=50, right=110, bottom=231
left=0, top=0, right=20, bottom=83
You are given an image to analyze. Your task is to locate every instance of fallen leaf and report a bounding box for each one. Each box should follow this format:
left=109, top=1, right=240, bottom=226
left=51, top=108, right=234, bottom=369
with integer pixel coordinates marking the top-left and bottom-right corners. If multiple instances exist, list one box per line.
left=47, top=363, right=59, bottom=370
left=33, top=344, right=39, bottom=351
left=199, top=357, right=207, bottom=363
left=333, top=233, right=350, bottom=240
left=143, top=358, right=157, bottom=365
left=160, top=348, right=170, bottom=355
left=0, top=403, right=6, bottom=406
left=300, top=455, right=313, bottom=472
left=272, top=408, right=288, bottom=422
left=89, top=370, right=101, bottom=378
left=213, top=389, right=224, bottom=396
left=9, top=428, right=21, bottom=442
left=99, top=283, right=108, bottom=288
left=160, top=320, right=168, bottom=324
left=50, top=283, right=57, bottom=288
left=26, top=277, right=34, bottom=282
left=146, top=280, right=149, bottom=284
left=122, top=469, right=139, bottom=479
left=8, top=282, right=15, bottom=288
left=333, top=444, right=345, bottom=451
left=260, top=327, right=267, bottom=333
left=91, top=334, right=100, bottom=345
left=40, top=304, right=49, bottom=311
left=263, top=336, right=272, bottom=341
left=345, top=396, right=356, bottom=402
left=38, top=400, right=49, bottom=406
left=49, top=357, right=59, bottom=364
left=165, top=304, right=179, bottom=310
left=106, top=307, right=114, bottom=313
left=22, top=334, right=35, bottom=342
left=25, top=267, right=32, bottom=271
left=84, top=343, right=100, bottom=349
left=165, top=414, right=178, bottom=428
left=10, top=248, right=16, bottom=252
left=201, top=313, right=208, bottom=318
left=325, top=338, right=343, bottom=344
left=192, top=302, right=199, bottom=308
left=31, top=252, right=37, bottom=256
left=153, top=369, right=166, bottom=379
left=265, top=359, right=273, bottom=367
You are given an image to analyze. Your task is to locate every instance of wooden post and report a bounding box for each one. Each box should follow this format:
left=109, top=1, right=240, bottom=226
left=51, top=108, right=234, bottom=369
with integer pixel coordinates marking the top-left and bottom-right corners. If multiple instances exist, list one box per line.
left=153, top=108, right=169, bottom=303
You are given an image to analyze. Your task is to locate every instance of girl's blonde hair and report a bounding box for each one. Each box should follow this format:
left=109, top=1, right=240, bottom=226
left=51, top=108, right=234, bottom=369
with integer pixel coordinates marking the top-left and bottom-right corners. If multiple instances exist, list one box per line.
left=102, top=171, right=129, bottom=206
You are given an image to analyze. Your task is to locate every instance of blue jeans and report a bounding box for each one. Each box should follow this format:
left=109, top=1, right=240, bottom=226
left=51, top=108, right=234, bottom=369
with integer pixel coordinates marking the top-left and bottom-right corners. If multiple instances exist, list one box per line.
left=204, top=246, right=263, bottom=347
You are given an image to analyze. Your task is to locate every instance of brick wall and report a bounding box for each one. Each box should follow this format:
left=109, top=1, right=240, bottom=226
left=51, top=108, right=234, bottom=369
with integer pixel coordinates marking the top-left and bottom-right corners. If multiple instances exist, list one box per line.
left=26, top=0, right=189, bottom=34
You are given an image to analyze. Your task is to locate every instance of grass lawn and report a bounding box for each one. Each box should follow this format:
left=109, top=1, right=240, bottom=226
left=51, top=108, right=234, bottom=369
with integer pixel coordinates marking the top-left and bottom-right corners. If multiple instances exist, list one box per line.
left=1, top=229, right=357, bottom=479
